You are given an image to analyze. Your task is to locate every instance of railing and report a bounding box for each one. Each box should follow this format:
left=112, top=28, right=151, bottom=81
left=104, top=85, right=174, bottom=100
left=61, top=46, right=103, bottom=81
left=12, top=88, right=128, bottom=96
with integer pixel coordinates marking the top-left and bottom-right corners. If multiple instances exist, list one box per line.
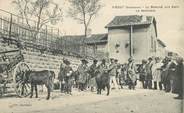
left=0, top=9, right=93, bottom=59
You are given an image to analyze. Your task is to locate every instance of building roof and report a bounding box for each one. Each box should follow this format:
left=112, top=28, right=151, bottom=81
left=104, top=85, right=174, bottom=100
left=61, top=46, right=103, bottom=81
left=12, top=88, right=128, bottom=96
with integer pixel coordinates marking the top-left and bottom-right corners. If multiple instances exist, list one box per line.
left=61, top=33, right=108, bottom=45
left=62, top=35, right=85, bottom=44
left=105, top=15, right=157, bottom=37
left=85, top=34, right=108, bottom=44
left=157, top=39, right=166, bottom=47
left=105, top=15, right=155, bottom=28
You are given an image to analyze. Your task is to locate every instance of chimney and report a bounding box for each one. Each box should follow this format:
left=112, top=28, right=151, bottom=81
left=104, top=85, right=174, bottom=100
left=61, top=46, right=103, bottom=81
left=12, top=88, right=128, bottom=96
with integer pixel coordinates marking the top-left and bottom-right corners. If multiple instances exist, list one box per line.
left=141, top=15, right=147, bottom=22
left=86, top=28, right=92, bottom=38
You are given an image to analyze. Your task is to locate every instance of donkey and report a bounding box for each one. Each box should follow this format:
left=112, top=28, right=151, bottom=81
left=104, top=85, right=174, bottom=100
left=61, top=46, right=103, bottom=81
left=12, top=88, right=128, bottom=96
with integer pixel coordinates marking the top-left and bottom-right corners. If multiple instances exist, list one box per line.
left=95, top=71, right=110, bottom=96
left=24, top=70, right=55, bottom=100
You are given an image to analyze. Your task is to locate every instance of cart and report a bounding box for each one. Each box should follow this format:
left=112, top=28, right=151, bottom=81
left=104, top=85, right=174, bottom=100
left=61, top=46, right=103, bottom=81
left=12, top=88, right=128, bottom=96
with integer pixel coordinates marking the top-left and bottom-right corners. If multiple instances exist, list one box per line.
left=0, top=49, right=31, bottom=97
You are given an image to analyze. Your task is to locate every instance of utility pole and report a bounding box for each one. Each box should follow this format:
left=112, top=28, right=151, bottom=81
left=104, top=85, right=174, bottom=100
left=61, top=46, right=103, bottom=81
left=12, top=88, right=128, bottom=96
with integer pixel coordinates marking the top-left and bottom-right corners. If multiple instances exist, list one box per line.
left=129, top=25, right=133, bottom=58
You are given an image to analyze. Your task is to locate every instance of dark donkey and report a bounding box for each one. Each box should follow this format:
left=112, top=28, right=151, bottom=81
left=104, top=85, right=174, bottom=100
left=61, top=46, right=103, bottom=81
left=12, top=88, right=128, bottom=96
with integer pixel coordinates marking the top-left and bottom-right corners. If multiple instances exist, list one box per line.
left=95, top=71, right=110, bottom=96
left=24, top=70, right=55, bottom=100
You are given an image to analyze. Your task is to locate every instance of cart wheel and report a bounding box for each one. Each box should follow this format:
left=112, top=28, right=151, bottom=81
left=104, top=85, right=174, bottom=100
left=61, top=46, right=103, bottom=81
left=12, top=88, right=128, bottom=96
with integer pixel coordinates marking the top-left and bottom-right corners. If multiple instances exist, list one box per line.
left=0, top=87, right=3, bottom=97
left=13, top=62, right=31, bottom=97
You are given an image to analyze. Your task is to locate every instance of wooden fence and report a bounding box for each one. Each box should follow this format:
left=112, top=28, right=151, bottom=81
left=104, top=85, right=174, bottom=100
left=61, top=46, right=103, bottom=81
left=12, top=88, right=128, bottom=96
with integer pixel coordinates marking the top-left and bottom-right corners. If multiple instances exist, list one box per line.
left=0, top=9, right=93, bottom=59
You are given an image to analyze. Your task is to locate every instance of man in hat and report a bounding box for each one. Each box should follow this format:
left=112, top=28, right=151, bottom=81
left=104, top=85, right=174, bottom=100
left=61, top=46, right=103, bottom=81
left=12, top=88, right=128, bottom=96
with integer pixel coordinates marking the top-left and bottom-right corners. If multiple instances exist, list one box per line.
left=145, top=57, right=153, bottom=89
left=77, top=59, right=89, bottom=91
left=137, top=59, right=147, bottom=89
left=108, top=58, right=119, bottom=90
left=88, top=59, right=98, bottom=92
left=162, top=57, right=176, bottom=92
left=114, top=59, right=121, bottom=86
left=58, top=59, right=66, bottom=93
left=97, top=59, right=108, bottom=74
left=96, top=59, right=109, bottom=92
left=63, top=59, right=73, bottom=94
left=127, top=57, right=137, bottom=90
left=173, top=57, right=183, bottom=99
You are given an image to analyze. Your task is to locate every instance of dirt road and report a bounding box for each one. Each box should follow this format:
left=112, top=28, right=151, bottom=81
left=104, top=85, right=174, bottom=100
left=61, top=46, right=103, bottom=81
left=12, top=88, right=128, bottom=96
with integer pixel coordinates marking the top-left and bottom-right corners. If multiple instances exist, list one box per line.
left=0, top=88, right=182, bottom=113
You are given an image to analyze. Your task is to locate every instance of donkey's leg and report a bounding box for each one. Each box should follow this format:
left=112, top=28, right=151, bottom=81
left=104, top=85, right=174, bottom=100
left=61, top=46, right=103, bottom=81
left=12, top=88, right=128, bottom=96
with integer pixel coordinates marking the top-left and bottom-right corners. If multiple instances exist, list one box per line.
left=46, top=84, right=51, bottom=100
left=106, top=84, right=110, bottom=96
left=30, top=84, right=33, bottom=98
left=35, top=85, right=38, bottom=98
left=99, top=86, right=102, bottom=94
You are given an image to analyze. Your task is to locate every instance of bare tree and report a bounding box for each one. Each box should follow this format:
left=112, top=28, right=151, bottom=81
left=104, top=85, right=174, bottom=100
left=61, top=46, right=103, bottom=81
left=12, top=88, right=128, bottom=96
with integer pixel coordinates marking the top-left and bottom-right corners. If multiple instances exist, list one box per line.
left=68, top=0, right=102, bottom=37
left=12, top=0, right=62, bottom=40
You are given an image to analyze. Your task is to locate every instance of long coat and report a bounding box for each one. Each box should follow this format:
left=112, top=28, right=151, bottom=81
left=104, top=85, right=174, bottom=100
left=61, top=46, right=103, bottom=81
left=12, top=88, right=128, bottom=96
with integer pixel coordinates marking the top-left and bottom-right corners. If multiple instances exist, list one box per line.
left=172, top=62, right=183, bottom=94
left=58, top=63, right=65, bottom=81
left=145, top=62, right=153, bottom=80
left=138, top=64, right=146, bottom=81
left=88, top=64, right=98, bottom=87
left=127, top=62, right=137, bottom=83
left=77, top=64, right=89, bottom=84
left=161, top=61, right=176, bottom=83
left=109, top=63, right=117, bottom=76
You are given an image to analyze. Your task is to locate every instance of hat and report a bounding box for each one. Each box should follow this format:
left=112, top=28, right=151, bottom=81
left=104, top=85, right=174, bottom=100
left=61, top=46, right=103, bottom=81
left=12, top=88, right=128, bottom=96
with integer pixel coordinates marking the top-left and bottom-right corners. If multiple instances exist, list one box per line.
left=114, top=59, right=118, bottom=62
left=63, top=59, right=70, bottom=65
left=110, top=58, right=114, bottom=61
left=128, top=57, right=134, bottom=62
left=167, top=57, right=171, bottom=61
left=102, top=59, right=106, bottom=62
left=176, top=57, right=183, bottom=63
left=142, top=59, right=147, bottom=64
left=81, top=59, right=88, bottom=63
left=93, top=59, right=98, bottom=63
left=148, top=57, right=153, bottom=61
left=155, top=57, right=159, bottom=60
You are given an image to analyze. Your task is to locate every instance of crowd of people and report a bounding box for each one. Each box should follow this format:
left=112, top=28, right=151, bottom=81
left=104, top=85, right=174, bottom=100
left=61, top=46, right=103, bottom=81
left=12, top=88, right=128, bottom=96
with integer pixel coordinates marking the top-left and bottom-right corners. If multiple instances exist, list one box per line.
left=57, top=56, right=183, bottom=99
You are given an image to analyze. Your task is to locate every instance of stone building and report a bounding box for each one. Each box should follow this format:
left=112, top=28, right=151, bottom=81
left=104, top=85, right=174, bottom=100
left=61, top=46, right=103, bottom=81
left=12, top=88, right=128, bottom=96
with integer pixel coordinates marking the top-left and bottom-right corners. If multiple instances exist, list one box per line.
left=62, top=15, right=167, bottom=63
left=105, top=15, right=159, bottom=63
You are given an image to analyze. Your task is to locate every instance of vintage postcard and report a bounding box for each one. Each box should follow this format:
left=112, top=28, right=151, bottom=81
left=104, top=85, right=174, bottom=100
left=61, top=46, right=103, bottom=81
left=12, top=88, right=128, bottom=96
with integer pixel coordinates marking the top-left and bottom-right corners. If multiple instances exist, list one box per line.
left=0, top=0, right=183, bottom=113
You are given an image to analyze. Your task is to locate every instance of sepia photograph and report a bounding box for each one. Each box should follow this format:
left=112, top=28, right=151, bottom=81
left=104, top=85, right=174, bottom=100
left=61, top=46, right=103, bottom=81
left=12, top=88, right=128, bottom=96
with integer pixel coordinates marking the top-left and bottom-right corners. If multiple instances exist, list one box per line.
left=0, top=0, right=183, bottom=113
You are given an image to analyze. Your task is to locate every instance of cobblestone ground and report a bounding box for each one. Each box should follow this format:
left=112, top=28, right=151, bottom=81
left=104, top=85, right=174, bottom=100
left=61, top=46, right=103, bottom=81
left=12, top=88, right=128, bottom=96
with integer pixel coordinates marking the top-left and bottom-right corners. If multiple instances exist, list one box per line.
left=0, top=86, right=182, bottom=113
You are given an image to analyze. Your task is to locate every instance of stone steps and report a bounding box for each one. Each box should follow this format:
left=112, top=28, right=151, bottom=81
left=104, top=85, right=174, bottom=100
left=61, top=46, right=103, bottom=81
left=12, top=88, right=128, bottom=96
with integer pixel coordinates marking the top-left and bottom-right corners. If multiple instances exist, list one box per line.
left=0, top=43, right=91, bottom=77
left=22, top=50, right=81, bottom=76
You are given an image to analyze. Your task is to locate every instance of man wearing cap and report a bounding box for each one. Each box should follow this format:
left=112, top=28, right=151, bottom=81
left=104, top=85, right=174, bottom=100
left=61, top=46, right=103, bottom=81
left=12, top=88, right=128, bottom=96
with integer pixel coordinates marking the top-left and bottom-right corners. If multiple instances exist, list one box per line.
left=58, top=60, right=66, bottom=93
left=127, top=57, right=137, bottom=90
left=97, top=59, right=108, bottom=74
left=172, top=57, right=183, bottom=99
left=162, top=57, right=176, bottom=92
left=96, top=59, right=109, bottom=94
left=88, top=59, right=98, bottom=92
left=63, top=59, right=73, bottom=94
left=145, top=57, right=153, bottom=89
left=108, top=58, right=119, bottom=90
left=77, top=59, right=89, bottom=91
left=137, top=59, right=147, bottom=89
left=115, top=59, right=121, bottom=86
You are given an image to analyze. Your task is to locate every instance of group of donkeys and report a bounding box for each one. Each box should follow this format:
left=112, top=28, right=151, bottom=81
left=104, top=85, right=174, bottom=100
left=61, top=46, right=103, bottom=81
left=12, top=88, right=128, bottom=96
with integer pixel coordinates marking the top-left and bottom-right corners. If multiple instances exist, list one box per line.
left=20, top=68, right=111, bottom=100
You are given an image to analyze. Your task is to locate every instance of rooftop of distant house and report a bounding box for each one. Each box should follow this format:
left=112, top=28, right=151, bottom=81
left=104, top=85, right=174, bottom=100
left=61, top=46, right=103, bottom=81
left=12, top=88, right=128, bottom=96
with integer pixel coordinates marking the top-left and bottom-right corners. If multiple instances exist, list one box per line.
left=62, top=33, right=108, bottom=45
left=105, top=15, right=156, bottom=28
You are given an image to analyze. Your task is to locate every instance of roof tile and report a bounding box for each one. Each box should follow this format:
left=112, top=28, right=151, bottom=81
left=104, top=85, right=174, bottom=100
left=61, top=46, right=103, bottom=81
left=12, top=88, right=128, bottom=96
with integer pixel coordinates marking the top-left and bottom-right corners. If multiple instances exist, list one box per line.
left=105, top=15, right=154, bottom=28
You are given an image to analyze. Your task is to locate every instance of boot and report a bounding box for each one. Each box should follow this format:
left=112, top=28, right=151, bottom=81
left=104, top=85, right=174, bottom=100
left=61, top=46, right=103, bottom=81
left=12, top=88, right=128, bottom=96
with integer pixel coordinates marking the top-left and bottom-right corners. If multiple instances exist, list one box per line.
left=154, top=82, right=157, bottom=90
left=159, top=82, right=162, bottom=90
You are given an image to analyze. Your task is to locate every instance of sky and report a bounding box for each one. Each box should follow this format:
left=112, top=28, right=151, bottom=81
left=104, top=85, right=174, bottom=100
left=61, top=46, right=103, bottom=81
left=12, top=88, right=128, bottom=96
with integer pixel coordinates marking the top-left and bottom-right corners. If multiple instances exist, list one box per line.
left=0, top=0, right=184, bottom=57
